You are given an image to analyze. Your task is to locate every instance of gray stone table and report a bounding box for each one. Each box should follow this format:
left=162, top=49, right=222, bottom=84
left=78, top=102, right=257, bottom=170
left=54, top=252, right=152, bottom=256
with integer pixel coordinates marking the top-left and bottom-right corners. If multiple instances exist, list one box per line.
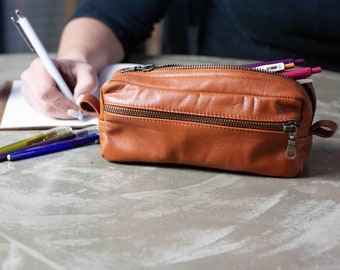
left=0, top=54, right=339, bottom=269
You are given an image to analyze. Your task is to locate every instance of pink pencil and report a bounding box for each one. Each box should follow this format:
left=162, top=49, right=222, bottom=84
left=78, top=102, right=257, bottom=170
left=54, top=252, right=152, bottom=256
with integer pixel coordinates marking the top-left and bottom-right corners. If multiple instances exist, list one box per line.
left=280, top=67, right=322, bottom=79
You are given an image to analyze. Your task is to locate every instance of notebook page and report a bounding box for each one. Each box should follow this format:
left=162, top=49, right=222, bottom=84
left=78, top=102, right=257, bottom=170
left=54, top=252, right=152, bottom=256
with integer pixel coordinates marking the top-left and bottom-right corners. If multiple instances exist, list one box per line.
left=0, top=63, right=138, bottom=129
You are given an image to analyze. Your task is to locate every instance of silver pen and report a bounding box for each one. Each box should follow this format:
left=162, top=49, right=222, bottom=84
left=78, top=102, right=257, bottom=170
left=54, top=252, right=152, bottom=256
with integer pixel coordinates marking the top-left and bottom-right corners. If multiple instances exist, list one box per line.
left=11, top=9, right=83, bottom=120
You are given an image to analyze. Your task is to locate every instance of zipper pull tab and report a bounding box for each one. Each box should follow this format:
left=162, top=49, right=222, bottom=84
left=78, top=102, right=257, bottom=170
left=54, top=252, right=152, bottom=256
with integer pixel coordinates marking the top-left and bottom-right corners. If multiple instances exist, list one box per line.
left=283, top=122, right=298, bottom=160
left=120, top=64, right=156, bottom=73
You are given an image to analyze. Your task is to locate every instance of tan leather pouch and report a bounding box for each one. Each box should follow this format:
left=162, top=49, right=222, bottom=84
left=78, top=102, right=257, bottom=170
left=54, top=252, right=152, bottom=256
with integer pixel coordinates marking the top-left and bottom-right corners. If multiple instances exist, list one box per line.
left=81, top=64, right=337, bottom=177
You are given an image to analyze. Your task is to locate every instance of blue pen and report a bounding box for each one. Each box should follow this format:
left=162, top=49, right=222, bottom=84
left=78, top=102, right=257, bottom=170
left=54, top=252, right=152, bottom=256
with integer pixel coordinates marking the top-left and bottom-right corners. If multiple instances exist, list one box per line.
left=0, top=153, right=7, bottom=162
left=0, top=126, right=98, bottom=162
left=16, top=125, right=98, bottom=150
left=7, top=133, right=99, bottom=161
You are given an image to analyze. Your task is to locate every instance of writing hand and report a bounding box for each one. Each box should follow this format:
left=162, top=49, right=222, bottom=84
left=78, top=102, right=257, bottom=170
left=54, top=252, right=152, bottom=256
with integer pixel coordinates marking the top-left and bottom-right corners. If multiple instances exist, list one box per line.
left=20, top=58, right=98, bottom=119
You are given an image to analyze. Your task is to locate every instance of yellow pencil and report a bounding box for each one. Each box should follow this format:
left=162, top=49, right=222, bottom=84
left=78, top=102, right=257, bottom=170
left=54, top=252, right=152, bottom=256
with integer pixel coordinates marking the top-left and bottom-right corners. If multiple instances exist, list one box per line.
left=0, top=126, right=72, bottom=153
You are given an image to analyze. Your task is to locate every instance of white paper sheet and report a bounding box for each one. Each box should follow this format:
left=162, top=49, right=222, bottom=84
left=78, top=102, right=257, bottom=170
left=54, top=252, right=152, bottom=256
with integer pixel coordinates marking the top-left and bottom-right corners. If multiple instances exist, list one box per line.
left=0, top=63, right=138, bottom=129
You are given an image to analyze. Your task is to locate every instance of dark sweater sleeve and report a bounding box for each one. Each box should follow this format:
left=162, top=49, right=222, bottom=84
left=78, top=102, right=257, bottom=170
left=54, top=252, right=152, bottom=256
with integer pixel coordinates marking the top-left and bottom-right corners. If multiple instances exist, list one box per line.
left=70, top=0, right=173, bottom=53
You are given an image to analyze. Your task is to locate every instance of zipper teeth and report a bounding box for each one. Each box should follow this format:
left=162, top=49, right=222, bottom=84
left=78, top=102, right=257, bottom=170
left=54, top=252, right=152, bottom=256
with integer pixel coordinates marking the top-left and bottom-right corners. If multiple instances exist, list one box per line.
left=120, top=63, right=297, bottom=82
left=104, top=105, right=286, bottom=131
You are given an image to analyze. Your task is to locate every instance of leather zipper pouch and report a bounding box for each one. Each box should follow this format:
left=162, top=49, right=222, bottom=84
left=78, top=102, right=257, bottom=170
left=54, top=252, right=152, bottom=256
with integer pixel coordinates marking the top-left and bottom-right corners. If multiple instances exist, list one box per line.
left=80, top=64, right=337, bottom=177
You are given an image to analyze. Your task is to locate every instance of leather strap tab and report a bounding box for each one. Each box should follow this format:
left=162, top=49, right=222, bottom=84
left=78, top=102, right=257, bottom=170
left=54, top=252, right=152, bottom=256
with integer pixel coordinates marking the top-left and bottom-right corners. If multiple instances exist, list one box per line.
left=311, top=120, right=338, bottom=138
left=80, top=94, right=100, bottom=116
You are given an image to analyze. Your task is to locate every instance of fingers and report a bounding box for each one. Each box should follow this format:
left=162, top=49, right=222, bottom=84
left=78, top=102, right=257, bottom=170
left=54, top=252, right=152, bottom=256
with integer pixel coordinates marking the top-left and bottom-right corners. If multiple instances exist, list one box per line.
left=21, top=58, right=77, bottom=119
left=20, top=58, right=98, bottom=119
left=56, top=59, right=98, bottom=105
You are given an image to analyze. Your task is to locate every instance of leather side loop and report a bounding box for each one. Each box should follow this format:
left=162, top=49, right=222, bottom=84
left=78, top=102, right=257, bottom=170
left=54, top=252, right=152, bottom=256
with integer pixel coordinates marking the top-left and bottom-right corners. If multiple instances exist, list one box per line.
left=311, top=120, right=338, bottom=138
left=80, top=94, right=100, bottom=116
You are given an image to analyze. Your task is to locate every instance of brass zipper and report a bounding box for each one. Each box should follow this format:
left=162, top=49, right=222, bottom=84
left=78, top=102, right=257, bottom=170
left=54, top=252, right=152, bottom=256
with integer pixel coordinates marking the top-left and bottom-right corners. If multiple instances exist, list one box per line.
left=121, top=63, right=293, bottom=80
left=104, top=104, right=299, bottom=160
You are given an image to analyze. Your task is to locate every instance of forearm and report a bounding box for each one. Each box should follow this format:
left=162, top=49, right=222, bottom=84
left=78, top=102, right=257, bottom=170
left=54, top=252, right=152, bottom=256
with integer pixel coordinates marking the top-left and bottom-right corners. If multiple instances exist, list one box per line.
left=58, top=17, right=125, bottom=73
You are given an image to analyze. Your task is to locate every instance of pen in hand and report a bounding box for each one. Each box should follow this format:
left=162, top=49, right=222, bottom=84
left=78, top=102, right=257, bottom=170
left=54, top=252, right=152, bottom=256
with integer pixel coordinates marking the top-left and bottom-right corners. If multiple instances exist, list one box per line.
left=11, top=9, right=83, bottom=120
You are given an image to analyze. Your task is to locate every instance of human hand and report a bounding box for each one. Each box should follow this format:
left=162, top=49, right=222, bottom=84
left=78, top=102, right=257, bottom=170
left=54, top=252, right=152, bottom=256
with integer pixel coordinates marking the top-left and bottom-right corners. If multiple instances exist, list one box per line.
left=20, top=58, right=98, bottom=119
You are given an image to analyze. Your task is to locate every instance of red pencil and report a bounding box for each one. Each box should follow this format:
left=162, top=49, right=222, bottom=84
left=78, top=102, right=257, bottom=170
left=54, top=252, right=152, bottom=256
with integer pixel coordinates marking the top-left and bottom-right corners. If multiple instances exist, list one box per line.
left=281, top=67, right=322, bottom=79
